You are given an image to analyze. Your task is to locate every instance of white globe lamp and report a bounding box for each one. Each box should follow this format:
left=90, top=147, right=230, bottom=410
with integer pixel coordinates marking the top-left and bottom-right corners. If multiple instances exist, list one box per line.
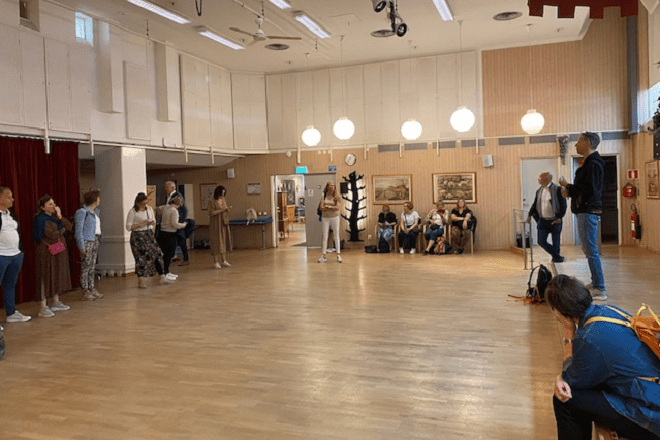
left=401, top=119, right=422, bottom=141
left=333, top=117, right=355, bottom=141
left=301, top=126, right=321, bottom=147
left=521, top=109, right=545, bottom=135
left=450, top=107, right=476, bottom=133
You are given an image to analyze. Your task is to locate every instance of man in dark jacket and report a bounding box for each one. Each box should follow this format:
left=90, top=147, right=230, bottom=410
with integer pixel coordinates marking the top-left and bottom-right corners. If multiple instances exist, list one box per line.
left=0, top=187, right=31, bottom=323
left=559, top=132, right=606, bottom=300
left=527, top=172, right=567, bottom=262
left=164, top=181, right=190, bottom=266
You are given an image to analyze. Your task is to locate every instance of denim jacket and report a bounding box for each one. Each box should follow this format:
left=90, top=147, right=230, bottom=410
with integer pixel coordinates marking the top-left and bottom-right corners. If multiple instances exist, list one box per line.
left=563, top=304, right=660, bottom=436
left=74, top=206, right=100, bottom=250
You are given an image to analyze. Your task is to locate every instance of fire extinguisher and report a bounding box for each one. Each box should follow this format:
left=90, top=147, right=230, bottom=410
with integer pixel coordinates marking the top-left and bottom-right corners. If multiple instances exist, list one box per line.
left=631, top=204, right=641, bottom=239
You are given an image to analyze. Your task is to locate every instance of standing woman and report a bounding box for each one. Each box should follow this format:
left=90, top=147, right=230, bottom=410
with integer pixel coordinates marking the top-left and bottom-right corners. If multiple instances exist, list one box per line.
left=126, top=193, right=173, bottom=288
left=450, top=197, right=473, bottom=254
left=74, top=189, right=102, bottom=301
left=208, top=185, right=231, bottom=269
left=318, top=182, right=342, bottom=263
left=33, top=195, right=72, bottom=318
left=158, top=196, right=188, bottom=277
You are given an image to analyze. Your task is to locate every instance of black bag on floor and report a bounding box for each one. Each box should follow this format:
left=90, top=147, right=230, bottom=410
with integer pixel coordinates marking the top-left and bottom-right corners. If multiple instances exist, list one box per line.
left=526, top=264, right=552, bottom=302
left=378, top=238, right=390, bottom=253
left=364, top=245, right=378, bottom=253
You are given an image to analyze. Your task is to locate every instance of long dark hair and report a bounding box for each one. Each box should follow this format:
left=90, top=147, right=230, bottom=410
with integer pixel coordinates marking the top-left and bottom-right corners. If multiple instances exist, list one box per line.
left=34, top=194, right=53, bottom=217
left=214, top=186, right=226, bottom=199
left=133, top=192, right=148, bottom=211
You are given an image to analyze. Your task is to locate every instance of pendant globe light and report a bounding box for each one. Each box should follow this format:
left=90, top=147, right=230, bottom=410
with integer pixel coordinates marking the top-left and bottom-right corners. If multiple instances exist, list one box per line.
left=450, top=21, right=475, bottom=133
left=302, top=53, right=321, bottom=147
left=401, top=41, right=422, bottom=141
left=520, top=24, right=545, bottom=135
left=333, top=36, right=355, bottom=141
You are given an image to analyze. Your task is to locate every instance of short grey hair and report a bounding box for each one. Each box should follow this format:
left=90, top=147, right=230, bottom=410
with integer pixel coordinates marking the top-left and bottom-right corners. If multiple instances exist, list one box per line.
left=165, top=181, right=176, bottom=188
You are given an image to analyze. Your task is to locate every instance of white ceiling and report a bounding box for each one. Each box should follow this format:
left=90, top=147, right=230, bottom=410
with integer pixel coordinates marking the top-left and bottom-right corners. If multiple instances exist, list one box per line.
left=53, top=0, right=593, bottom=74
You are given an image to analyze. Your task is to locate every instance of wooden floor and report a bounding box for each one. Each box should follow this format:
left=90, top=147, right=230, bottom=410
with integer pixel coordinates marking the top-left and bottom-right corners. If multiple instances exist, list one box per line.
left=1, top=242, right=658, bottom=440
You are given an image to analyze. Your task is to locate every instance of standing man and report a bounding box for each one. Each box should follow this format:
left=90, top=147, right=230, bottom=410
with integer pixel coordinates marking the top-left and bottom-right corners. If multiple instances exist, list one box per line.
left=527, top=172, right=567, bottom=263
left=0, top=187, right=31, bottom=323
left=164, top=181, right=189, bottom=266
left=559, top=132, right=607, bottom=300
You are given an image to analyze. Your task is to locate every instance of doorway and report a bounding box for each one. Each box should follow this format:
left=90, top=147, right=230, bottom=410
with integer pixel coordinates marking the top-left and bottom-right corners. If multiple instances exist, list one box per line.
left=303, top=173, right=336, bottom=248
left=571, top=155, right=619, bottom=245
left=274, top=174, right=306, bottom=247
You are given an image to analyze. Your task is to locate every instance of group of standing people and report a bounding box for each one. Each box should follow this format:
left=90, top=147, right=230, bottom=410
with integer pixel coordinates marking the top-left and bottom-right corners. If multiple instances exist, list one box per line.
left=1, top=187, right=103, bottom=323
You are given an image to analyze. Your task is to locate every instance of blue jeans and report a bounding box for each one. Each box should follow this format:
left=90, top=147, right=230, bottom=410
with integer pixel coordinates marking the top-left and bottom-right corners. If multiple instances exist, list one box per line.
left=425, top=228, right=444, bottom=247
left=377, top=226, right=394, bottom=242
left=537, top=219, right=562, bottom=260
left=0, top=253, right=24, bottom=317
left=576, top=213, right=605, bottom=291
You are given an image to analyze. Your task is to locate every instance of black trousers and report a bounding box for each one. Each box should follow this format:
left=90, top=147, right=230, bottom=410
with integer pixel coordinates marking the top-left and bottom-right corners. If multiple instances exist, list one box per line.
left=553, top=390, right=659, bottom=440
left=176, top=233, right=189, bottom=262
left=158, top=231, right=178, bottom=274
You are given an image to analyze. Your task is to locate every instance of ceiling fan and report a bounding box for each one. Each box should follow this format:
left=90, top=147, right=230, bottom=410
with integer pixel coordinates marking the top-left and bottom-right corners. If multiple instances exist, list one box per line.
left=230, top=4, right=301, bottom=46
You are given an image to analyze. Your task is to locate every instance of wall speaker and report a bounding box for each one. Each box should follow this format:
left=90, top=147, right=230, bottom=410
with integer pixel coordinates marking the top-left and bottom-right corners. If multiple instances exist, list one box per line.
left=340, top=182, right=349, bottom=194
left=227, top=168, right=235, bottom=178
left=482, top=154, right=494, bottom=168
left=654, top=131, right=660, bottom=160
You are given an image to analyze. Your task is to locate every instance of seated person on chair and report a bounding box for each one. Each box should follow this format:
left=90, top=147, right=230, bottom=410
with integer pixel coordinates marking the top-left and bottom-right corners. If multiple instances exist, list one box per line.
left=547, top=275, right=660, bottom=440
left=423, top=201, right=449, bottom=255
left=450, top=198, right=473, bottom=254
left=377, top=205, right=397, bottom=243
left=398, top=202, right=420, bottom=254
left=527, top=171, right=567, bottom=263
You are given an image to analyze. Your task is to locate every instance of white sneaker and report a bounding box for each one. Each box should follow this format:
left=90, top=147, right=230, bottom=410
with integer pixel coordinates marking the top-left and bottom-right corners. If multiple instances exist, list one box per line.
left=318, top=255, right=327, bottom=263
left=222, top=261, right=231, bottom=267
left=410, top=249, right=416, bottom=254
left=327, top=248, right=336, bottom=253
left=589, top=288, right=607, bottom=301
left=50, top=301, right=70, bottom=312
left=337, top=255, right=342, bottom=263
left=214, top=262, right=222, bottom=269
left=159, top=275, right=175, bottom=285
left=38, top=307, right=55, bottom=318
left=6, top=311, right=31, bottom=323
left=166, top=273, right=178, bottom=281
left=399, top=248, right=404, bottom=254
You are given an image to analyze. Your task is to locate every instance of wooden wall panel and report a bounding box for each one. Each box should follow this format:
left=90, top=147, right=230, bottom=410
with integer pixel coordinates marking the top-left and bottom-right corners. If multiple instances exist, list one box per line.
left=483, top=9, right=628, bottom=137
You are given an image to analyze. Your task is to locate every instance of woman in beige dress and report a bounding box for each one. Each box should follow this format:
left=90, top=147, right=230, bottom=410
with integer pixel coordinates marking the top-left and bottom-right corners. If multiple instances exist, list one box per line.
left=208, top=185, right=231, bottom=269
left=33, top=194, right=72, bottom=318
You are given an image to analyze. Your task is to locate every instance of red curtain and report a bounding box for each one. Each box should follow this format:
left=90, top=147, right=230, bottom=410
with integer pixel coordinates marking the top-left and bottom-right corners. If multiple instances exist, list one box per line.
left=0, top=137, right=81, bottom=305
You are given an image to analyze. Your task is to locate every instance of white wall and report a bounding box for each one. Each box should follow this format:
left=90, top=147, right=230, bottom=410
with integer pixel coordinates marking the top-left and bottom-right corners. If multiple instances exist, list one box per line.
left=266, top=52, right=479, bottom=150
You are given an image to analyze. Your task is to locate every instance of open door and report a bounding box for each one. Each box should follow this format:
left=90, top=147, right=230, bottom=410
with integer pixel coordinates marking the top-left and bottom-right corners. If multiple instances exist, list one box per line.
left=304, top=173, right=336, bottom=248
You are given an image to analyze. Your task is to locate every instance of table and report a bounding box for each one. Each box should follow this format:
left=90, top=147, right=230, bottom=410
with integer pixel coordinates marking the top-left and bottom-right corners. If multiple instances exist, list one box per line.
left=229, top=217, right=273, bottom=250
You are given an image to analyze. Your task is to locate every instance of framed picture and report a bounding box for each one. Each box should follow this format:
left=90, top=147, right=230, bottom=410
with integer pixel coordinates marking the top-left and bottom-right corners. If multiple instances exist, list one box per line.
left=646, top=161, right=659, bottom=199
left=372, top=175, right=412, bottom=205
left=247, top=183, right=261, bottom=195
left=200, top=183, right=217, bottom=210
left=433, top=172, right=476, bottom=204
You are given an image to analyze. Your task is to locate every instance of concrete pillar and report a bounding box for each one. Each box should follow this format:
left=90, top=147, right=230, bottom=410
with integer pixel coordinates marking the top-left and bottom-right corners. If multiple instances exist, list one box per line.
left=95, top=147, right=146, bottom=275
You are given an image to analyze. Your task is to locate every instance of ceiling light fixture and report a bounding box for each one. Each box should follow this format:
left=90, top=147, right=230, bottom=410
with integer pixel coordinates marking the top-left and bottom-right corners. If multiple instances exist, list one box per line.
left=401, top=41, right=422, bottom=141
left=520, top=24, right=545, bottom=135
left=450, top=20, right=475, bottom=133
left=294, top=12, right=331, bottom=39
left=197, top=27, right=244, bottom=50
left=126, top=0, right=190, bottom=24
left=333, top=36, right=355, bottom=141
left=302, top=53, right=321, bottom=147
left=432, top=0, right=454, bottom=21
left=267, top=0, right=291, bottom=10
left=372, top=0, right=388, bottom=12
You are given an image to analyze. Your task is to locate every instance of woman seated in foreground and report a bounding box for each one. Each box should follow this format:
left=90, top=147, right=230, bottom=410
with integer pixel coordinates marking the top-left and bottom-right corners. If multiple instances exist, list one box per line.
left=547, top=275, right=660, bottom=440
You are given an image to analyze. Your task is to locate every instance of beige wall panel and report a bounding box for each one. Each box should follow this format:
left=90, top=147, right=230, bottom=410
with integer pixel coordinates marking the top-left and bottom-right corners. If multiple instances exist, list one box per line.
left=483, top=9, right=628, bottom=137
left=0, top=24, right=21, bottom=125
left=19, top=30, right=46, bottom=128
left=209, top=65, right=233, bottom=150
left=266, top=75, right=284, bottom=148
left=45, top=38, right=72, bottom=131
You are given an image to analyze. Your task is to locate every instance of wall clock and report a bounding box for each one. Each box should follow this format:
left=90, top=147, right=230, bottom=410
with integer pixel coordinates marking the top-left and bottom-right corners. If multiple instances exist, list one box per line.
left=344, top=153, right=357, bottom=166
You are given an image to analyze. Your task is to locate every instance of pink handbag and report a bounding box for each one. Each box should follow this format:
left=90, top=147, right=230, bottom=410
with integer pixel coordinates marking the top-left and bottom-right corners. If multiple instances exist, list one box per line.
left=45, top=241, right=66, bottom=255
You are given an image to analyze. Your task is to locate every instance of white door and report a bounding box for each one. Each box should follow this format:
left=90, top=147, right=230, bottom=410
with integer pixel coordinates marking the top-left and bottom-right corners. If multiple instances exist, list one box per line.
left=521, top=158, right=559, bottom=245
left=304, top=173, right=336, bottom=248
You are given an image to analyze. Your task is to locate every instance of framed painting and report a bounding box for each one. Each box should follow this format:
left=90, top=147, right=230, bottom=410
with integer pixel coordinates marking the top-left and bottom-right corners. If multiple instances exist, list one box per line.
left=646, top=161, right=659, bottom=199
left=247, top=183, right=261, bottom=195
left=372, top=175, right=412, bottom=205
left=200, top=183, right=216, bottom=210
left=433, top=172, right=476, bottom=204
